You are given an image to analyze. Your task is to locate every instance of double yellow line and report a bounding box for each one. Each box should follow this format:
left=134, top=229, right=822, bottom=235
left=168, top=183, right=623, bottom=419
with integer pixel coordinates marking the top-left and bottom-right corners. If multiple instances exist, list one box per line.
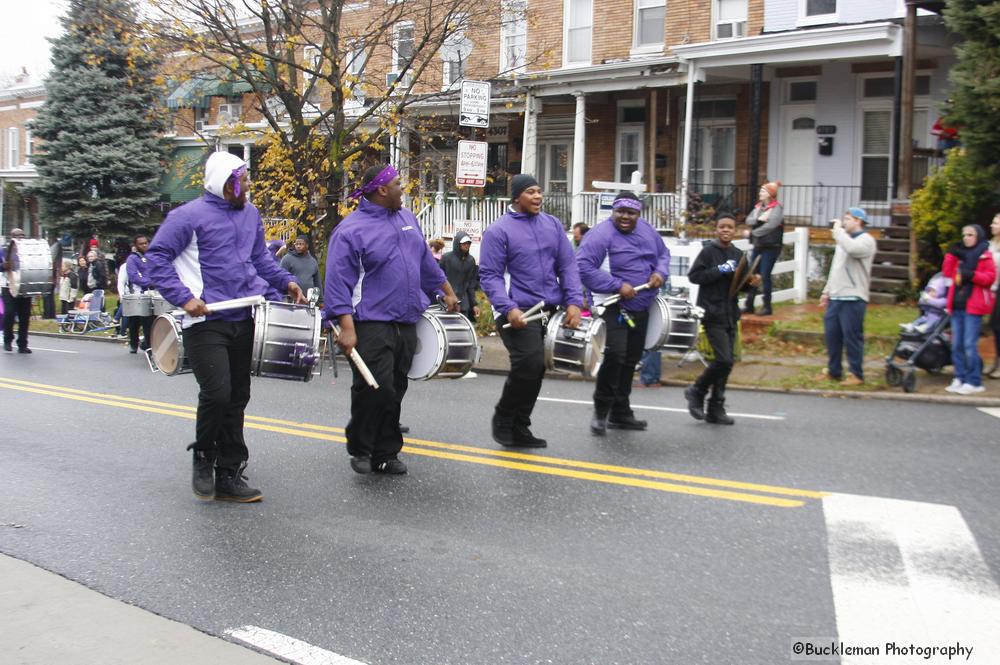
left=0, top=376, right=826, bottom=508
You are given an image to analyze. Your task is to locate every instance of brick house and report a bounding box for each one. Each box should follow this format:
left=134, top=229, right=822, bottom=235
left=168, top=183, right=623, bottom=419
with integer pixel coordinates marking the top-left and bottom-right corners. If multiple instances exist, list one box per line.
left=0, top=71, right=43, bottom=239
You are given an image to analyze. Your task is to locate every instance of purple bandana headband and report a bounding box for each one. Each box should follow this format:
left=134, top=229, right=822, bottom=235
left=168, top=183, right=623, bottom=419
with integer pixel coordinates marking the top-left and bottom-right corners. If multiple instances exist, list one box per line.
left=613, top=198, right=643, bottom=212
left=350, top=164, right=399, bottom=199
left=230, top=165, right=248, bottom=197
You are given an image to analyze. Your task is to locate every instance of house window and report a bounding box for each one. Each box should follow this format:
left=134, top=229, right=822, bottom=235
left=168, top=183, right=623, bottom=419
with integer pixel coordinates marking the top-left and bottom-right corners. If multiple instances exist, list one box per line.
left=500, top=0, right=527, bottom=74
left=860, top=109, right=891, bottom=201
left=635, top=0, right=665, bottom=47
left=7, top=127, right=18, bottom=168
left=24, top=129, right=32, bottom=163
left=393, top=22, right=414, bottom=73
left=787, top=80, right=817, bottom=103
left=714, top=0, right=746, bottom=40
left=442, top=16, right=469, bottom=89
left=678, top=99, right=736, bottom=191
left=805, top=0, right=835, bottom=17
left=862, top=75, right=930, bottom=98
left=303, top=46, right=322, bottom=105
left=617, top=103, right=646, bottom=183
left=194, top=107, right=207, bottom=132
left=347, top=42, right=367, bottom=79
left=565, top=0, right=592, bottom=65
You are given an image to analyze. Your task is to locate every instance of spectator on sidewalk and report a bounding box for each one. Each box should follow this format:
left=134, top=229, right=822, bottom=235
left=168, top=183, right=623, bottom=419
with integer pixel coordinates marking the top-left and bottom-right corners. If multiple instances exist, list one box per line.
left=441, top=232, right=480, bottom=324
left=742, top=181, right=784, bottom=316
left=58, top=259, right=79, bottom=315
left=429, top=238, right=446, bottom=263
left=986, top=213, right=1000, bottom=379
left=818, top=207, right=876, bottom=386
left=942, top=224, right=996, bottom=395
left=280, top=235, right=321, bottom=301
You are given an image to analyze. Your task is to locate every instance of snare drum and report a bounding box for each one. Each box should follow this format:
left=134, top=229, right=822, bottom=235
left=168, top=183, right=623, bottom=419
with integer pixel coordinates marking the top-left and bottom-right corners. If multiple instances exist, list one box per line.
left=6, top=239, right=53, bottom=297
left=121, top=292, right=153, bottom=317
left=544, top=311, right=606, bottom=378
left=251, top=301, right=322, bottom=382
left=149, top=313, right=190, bottom=376
left=645, top=296, right=700, bottom=352
left=149, top=291, right=175, bottom=316
left=409, top=309, right=479, bottom=380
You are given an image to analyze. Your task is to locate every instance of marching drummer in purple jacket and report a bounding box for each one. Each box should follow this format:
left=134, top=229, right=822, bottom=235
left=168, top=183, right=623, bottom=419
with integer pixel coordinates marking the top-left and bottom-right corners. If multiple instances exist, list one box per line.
left=325, top=164, right=459, bottom=476
left=146, top=151, right=304, bottom=503
left=479, top=174, right=584, bottom=448
left=576, top=192, right=670, bottom=435
left=124, top=234, right=154, bottom=354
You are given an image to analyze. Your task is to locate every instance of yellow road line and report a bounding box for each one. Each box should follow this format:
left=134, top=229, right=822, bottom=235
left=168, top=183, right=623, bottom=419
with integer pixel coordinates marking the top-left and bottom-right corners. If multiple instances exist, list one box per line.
left=0, top=377, right=817, bottom=507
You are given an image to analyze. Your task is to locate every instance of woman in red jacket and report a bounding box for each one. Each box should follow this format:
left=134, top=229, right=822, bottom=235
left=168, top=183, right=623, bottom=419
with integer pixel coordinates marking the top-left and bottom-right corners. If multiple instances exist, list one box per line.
left=942, top=224, right=996, bottom=394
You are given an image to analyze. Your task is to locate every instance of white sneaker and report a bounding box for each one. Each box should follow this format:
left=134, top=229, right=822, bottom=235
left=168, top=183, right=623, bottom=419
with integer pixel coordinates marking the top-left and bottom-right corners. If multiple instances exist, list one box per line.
left=958, top=383, right=985, bottom=395
left=460, top=371, right=478, bottom=379
left=945, top=379, right=963, bottom=393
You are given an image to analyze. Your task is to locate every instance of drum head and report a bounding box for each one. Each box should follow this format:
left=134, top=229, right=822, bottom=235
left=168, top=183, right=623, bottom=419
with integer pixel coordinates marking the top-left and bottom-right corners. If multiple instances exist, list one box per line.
left=583, top=317, right=607, bottom=377
left=409, top=313, right=446, bottom=380
left=645, top=299, right=670, bottom=350
left=150, top=315, right=182, bottom=375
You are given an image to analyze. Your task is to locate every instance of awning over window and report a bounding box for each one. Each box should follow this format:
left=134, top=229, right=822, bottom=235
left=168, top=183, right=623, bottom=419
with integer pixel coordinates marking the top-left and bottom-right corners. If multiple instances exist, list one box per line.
left=166, top=68, right=272, bottom=109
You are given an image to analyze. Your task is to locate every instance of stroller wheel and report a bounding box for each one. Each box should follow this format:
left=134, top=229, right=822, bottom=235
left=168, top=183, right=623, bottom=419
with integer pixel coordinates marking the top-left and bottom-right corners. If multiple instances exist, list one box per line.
left=885, top=364, right=903, bottom=387
left=902, top=371, right=917, bottom=393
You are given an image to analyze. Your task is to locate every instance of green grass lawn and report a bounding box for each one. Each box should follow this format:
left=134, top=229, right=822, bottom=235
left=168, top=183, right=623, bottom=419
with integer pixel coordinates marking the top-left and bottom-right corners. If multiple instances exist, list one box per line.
left=769, top=303, right=920, bottom=337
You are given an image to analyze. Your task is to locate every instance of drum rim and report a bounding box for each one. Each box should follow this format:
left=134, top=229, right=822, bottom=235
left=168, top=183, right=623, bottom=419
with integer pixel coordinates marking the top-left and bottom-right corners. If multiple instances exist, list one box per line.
left=408, top=309, right=455, bottom=380
left=150, top=314, right=184, bottom=375
left=251, top=300, right=322, bottom=381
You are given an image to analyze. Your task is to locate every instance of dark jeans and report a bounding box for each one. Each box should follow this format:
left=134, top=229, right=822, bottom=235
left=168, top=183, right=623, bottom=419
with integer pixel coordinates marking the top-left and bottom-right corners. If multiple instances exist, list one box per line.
left=745, top=246, right=780, bottom=307
left=950, top=311, right=983, bottom=386
left=594, top=305, right=648, bottom=418
left=128, top=315, right=153, bottom=351
left=639, top=349, right=662, bottom=385
left=346, top=321, right=417, bottom=463
left=991, top=297, right=1000, bottom=361
left=183, top=319, right=254, bottom=471
left=824, top=299, right=866, bottom=379
left=496, top=316, right=547, bottom=427
left=694, top=324, right=736, bottom=399
left=2, top=288, right=32, bottom=349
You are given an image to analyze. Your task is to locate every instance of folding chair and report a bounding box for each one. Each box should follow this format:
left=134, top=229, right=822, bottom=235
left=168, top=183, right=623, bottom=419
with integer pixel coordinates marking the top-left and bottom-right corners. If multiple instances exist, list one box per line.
left=57, top=290, right=111, bottom=333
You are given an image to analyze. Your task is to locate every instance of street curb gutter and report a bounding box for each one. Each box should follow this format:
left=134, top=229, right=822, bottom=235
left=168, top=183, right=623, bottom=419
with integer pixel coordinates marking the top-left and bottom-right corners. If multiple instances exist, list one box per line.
left=30, top=331, right=1000, bottom=407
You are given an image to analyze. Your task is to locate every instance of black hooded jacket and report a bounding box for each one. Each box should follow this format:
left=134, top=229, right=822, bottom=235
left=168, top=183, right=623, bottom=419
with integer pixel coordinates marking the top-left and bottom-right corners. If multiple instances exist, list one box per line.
left=688, top=239, right=747, bottom=327
left=440, top=234, right=479, bottom=312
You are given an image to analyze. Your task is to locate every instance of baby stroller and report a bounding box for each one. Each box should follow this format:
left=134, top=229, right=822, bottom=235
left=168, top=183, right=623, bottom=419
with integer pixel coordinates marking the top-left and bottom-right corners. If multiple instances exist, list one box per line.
left=884, top=313, right=952, bottom=392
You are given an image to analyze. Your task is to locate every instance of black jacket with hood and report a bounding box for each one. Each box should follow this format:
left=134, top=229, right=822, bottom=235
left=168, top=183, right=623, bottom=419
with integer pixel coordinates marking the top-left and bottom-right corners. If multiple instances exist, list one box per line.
left=440, top=233, right=480, bottom=313
left=688, top=239, right=748, bottom=327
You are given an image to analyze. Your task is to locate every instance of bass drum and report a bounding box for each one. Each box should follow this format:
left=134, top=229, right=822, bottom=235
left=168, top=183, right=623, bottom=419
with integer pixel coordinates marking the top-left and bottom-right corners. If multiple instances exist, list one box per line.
left=6, top=239, right=53, bottom=297
left=251, top=301, right=322, bottom=382
left=149, top=313, right=190, bottom=376
left=544, top=311, right=606, bottom=379
left=645, top=296, right=700, bottom=352
left=409, top=309, right=479, bottom=380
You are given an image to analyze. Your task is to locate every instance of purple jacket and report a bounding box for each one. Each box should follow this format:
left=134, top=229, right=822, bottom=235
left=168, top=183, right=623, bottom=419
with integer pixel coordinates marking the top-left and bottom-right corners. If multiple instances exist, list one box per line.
left=324, top=197, right=446, bottom=325
left=479, top=208, right=583, bottom=316
left=576, top=218, right=671, bottom=312
left=145, top=193, right=293, bottom=323
left=125, top=251, right=153, bottom=293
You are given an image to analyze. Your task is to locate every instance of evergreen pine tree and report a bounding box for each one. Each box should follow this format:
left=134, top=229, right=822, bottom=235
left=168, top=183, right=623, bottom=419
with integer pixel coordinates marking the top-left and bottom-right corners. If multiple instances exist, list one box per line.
left=31, top=0, right=167, bottom=238
left=944, top=0, right=1000, bottom=169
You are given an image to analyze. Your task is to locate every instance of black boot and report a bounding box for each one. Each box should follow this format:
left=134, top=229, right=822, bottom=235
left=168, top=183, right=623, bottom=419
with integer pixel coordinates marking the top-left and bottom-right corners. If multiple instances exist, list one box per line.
left=759, top=294, right=772, bottom=316
left=187, top=444, right=215, bottom=499
left=491, top=410, right=514, bottom=446
left=742, top=290, right=756, bottom=315
left=590, top=410, right=608, bottom=435
left=214, top=464, right=263, bottom=502
left=607, top=413, right=648, bottom=430
left=705, top=398, right=735, bottom=425
left=511, top=423, right=547, bottom=448
left=684, top=385, right=706, bottom=421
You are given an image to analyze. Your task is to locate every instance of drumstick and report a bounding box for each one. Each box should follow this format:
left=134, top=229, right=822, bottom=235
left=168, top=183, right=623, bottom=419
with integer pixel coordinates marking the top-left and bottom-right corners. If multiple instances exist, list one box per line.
left=169, top=295, right=266, bottom=316
left=501, top=311, right=548, bottom=329
left=523, top=301, right=545, bottom=318
left=331, top=325, right=380, bottom=389
left=600, top=283, right=651, bottom=308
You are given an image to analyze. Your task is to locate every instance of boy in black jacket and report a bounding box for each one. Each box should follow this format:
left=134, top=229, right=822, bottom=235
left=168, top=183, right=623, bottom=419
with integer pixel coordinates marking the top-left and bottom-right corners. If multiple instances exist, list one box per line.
left=684, top=215, right=760, bottom=425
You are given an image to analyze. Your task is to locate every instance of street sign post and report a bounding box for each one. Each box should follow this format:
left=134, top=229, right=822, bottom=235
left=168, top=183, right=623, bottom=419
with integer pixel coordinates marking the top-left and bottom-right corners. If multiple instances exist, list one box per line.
left=459, top=80, right=491, bottom=128
left=456, top=140, right=488, bottom=187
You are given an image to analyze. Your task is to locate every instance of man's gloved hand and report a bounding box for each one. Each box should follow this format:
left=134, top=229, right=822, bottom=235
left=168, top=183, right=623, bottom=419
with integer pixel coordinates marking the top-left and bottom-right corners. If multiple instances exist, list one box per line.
left=717, top=259, right=737, bottom=274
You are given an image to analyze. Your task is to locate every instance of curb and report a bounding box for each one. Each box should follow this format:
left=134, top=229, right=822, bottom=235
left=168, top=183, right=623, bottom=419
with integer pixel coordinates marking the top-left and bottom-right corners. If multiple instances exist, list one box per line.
left=27, top=331, right=1000, bottom=407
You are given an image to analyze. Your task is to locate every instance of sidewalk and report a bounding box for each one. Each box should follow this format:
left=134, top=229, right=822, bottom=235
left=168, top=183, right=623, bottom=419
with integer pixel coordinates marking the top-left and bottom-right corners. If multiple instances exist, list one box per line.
left=0, top=554, right=282, bottom=665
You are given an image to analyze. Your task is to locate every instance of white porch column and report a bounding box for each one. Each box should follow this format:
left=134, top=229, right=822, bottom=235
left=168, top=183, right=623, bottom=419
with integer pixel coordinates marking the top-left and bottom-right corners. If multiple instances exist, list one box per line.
left=679, top=60, right=698, bottom=224
left=520, top=91, right=538, bottom=176
left=242, top=143, right=250, bottom=163
left=571, top=91, right=586, bottom=224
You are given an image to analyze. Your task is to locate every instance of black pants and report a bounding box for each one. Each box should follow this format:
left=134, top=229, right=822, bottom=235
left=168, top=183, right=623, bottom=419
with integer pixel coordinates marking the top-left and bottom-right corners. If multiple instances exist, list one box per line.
left=346, top=321, right=417, bottom=463
left=42, top=292, right=56, bottom=319
left=2, top=288, right=32, bottom=349
left=496, top=316, right=547, bottom=427
left=128, top=315, right=153, bottom=351
left=594, top=305, right=648, bottom=418
left=694, top=324, right=736, bottom=399
left=183, top=319, right=254, bottom=471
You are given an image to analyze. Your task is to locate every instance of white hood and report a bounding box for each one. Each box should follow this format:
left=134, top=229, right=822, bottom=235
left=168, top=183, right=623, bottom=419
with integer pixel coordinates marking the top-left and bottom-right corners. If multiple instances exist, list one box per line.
left=204, top=151, right=246, bottom=199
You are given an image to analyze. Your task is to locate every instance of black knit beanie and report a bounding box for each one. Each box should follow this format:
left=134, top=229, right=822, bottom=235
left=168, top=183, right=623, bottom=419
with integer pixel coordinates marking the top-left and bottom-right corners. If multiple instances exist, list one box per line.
left=510, top=174, right=540, bottom=201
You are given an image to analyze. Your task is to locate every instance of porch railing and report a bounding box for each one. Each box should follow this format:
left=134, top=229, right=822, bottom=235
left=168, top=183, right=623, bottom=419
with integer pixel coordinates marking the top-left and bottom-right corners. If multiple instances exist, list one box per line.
left=687, top=183, right=892, bottom=227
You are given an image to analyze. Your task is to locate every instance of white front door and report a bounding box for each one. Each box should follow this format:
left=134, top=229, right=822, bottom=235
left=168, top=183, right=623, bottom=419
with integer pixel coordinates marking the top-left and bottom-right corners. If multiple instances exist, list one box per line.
left=779, top=107, right=815, bottom=222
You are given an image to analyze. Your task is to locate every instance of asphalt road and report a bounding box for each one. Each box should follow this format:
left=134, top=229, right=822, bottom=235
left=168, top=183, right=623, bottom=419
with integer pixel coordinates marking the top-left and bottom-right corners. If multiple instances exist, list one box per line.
left=2, top=335, right=999, bottom=664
